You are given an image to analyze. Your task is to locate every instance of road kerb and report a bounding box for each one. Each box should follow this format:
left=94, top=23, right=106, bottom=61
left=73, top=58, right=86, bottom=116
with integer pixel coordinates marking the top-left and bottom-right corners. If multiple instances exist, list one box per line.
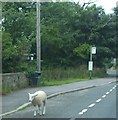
left=0, top=103, right=31, bottom=118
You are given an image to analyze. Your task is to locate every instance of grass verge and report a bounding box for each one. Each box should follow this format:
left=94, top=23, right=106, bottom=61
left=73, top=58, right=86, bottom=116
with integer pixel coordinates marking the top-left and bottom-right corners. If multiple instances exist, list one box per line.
left=41, top=77, right=91, bottom=86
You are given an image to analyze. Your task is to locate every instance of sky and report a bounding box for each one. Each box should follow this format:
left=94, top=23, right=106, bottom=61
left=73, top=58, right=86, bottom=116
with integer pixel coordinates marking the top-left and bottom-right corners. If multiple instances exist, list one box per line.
left=77, top=0, right=118, bottom=14
left=95, top=0, right=117, bottom=13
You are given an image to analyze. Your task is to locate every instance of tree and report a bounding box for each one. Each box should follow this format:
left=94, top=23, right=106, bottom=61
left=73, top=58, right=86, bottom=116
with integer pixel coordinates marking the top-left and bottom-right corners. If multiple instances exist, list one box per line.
left=2, top=2, right=35, bottom=72
left=2, top=2, right=117, bottom=72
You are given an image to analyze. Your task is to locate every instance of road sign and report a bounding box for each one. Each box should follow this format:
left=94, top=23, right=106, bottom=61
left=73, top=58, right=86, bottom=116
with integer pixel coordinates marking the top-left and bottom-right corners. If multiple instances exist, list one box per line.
left=88, top=61, right=93, bottom=71
left=92, top=47, right=96, bottom=54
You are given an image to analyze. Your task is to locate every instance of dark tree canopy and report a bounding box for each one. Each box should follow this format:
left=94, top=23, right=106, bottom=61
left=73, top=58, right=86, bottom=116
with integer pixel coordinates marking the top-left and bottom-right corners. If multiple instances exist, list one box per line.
left=2, top=2, right=117, bottom=73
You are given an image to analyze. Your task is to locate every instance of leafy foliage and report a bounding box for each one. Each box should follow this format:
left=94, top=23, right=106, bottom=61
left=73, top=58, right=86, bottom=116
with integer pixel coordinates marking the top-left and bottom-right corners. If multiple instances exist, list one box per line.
left=2, top=2, right=117, bottom=73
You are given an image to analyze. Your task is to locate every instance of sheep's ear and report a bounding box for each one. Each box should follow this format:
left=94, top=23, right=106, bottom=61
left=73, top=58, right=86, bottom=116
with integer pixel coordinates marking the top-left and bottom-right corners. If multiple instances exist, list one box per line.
left=34, top=94, right=38, bottom=97
left=28, top=93, right=31, bottom=96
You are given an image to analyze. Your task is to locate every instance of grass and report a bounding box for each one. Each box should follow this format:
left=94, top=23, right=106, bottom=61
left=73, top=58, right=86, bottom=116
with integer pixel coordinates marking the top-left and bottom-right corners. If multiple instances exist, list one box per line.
left=41, top=65, right=90, bottom=82
left=40, top=66, right=107, bottom=86
left=41, top=78, right=89, bottom=86
left=1, top=84, right=11, bottom=95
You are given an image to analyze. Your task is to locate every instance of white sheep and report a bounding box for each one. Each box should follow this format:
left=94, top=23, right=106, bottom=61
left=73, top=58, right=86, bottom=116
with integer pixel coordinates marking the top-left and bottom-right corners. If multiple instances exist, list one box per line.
left=28, top=90, right=47, bottom=117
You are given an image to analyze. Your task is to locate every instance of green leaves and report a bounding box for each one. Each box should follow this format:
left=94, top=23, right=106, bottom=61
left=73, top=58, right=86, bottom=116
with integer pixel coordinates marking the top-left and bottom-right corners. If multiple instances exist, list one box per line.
left=2, top=2, right=117, bottom=72
left=73, top=43, right=90, bottom=59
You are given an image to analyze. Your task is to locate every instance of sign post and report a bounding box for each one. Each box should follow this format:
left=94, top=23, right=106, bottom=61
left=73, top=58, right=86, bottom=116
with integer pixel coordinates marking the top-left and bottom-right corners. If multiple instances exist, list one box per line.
left=88, top=46, right=96, bottom=79
left=88, top=61, right=93, bottom=79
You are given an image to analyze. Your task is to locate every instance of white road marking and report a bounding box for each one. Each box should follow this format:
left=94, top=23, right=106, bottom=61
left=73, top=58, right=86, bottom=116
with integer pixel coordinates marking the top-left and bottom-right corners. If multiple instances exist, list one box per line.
left=102, top=95, right=106, bottom=98
left=96, top=99, right=102, bottom=103
left=88, top=103, right=95, bottom=108
left=106, top=92, right=110, bottom=95
left=110, top=89, right=113, bottom=92
left=78, top=112, right=83, bottom=115
left=112, top=86, right=115, bottom=89
left=81, top=109, right=88, bottom=113
left=78, top=109, right=88, bottom=115
left=78, top=84, right=116, bottom=116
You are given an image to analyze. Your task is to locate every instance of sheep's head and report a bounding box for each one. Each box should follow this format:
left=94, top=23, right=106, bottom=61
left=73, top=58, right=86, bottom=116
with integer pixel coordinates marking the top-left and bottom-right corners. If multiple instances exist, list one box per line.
left=28, top=93, right=34, bottom=102
left=28, top=93, right=38, bottom=102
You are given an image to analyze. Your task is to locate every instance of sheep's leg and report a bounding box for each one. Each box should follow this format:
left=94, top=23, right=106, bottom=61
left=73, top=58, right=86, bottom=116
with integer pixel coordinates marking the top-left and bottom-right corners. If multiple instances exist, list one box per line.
left=43, top=101, right=46, bottom=115
left=34, top=111, right=36, bottom=117
left=37, top=105, right=40, bottom=115
left=43, top=106, right=46, bottom=115
left=33, top=107, right=37, bottom=117
left=38, top=105, right=42, bottom=116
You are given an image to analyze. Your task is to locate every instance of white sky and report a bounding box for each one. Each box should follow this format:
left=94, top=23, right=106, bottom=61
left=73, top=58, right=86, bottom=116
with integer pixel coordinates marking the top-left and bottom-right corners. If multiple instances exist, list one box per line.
left=96, top=0, right=117, bottom=13
left=76, top=0, right=118, bottom=14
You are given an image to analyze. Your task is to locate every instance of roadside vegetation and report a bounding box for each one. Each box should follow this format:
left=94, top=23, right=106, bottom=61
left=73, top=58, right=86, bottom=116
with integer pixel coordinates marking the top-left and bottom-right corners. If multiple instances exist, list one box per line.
left=41, top=66, right=107, bottom=86
left=2, top=2, right=117, bottom=73
left=2, top=1, right=117, bottom=94
left=2, top=66, right=107, bottom=95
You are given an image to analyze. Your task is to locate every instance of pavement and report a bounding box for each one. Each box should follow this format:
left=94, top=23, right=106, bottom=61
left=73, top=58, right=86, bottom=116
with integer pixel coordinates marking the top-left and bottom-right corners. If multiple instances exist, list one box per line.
left=0, top=77, right=117, bottom=118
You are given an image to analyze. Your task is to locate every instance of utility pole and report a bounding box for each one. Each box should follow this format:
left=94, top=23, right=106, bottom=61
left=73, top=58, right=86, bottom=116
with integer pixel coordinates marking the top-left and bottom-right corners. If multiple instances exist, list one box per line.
left=36, top=1, right=41, bottom=73
left=36, top=1, right=41, bottom=83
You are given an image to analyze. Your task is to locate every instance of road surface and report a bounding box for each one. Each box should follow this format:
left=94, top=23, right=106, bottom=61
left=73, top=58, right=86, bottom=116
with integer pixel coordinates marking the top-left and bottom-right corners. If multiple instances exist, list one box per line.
left=3, top=82, right=117, bottom=119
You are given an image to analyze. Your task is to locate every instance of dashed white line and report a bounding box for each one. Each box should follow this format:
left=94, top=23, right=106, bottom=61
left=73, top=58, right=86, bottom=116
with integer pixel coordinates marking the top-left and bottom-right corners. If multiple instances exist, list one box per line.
left=82, top=109, right=88, bottom=113
left=88, top=103, right=95, bottom=108
left=78, top=109, right=88, bottom=115
left=102, top=95, right=106, bottom=98
left=109, top=89, right=113, bottom=92
left=78, top=84, right=116, bottom=116
left=112, top=85, right=117, bottom=89
left=96, top=99, right=102, bottom=103
left=78, top=112, right=83, bottom=115
left=106, top=92, right=110, bottom=95
left=112, top=86, right=116, bottom=89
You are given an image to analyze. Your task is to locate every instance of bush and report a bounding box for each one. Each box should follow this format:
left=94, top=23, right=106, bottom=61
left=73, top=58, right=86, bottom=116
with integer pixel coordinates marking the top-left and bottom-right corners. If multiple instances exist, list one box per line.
left=41, top=65, right=106, bottom=83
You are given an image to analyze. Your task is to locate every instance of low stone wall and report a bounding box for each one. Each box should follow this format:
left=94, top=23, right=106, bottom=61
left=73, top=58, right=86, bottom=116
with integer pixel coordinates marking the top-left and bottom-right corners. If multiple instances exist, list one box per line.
left=2, top=73, right=29, bottom=92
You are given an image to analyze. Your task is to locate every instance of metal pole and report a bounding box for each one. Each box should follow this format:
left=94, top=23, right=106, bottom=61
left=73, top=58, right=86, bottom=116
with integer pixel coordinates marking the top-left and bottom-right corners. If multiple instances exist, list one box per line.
left=90, top=71, right=92, bottom=79
left=90, top=46, right=92, bottom=79
left=36, top=1, right=41, bottom=74
left=90, top=46, right=92, bottom=61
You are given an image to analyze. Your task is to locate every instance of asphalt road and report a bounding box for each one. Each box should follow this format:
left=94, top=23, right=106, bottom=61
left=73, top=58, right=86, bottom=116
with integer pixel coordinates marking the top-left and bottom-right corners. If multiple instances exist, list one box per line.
left=3, top=82, right=117, bottom=119
left=2, top=77, right=116, bottom=114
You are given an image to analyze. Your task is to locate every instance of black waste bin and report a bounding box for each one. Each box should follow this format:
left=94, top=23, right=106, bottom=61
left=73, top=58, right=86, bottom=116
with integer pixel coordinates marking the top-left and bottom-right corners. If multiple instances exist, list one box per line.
left=31, top=71, right=41, bottom=86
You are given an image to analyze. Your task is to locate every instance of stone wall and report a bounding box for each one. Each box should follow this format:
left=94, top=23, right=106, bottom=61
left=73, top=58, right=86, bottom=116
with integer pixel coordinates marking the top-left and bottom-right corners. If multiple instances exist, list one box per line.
left=2, top=73, right=29, bottom=92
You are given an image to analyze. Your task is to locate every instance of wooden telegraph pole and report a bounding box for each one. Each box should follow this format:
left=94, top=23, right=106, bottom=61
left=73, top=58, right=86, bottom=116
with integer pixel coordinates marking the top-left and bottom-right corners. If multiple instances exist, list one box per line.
left=35, top=0, right=41, bottom=85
